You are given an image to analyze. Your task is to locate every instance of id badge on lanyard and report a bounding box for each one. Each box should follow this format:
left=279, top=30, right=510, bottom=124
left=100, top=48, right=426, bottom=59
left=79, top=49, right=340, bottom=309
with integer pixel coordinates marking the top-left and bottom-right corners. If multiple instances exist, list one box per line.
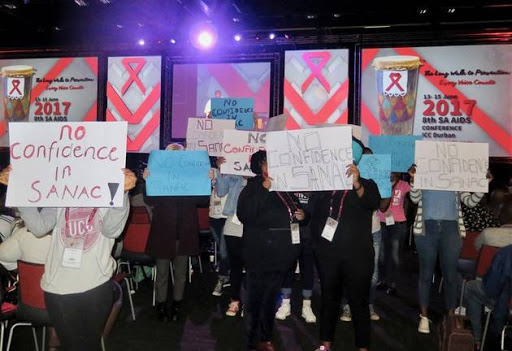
left=277, top=192, right=300, bottom=245
left=321, top=190, right=348, bottom=243
left=62, top=237, right=85, bottom=269
left=385, top=213, right=395, bottom=226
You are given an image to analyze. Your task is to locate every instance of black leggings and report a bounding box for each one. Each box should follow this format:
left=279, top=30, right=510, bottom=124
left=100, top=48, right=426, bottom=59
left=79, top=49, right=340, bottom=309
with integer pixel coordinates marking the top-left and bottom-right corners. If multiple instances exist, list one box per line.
left=245, top=270, right=285, bottom=349
left=316, top=252, right=373, bottom=349
left=225, top=235, right=244, bottom=301
left=45, top=280, right=114, bottom=351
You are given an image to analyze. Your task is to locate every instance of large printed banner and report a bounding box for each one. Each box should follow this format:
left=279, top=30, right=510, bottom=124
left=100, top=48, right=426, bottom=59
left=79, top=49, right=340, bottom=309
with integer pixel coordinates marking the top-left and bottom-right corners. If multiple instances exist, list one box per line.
left=284, top=49, right=350, bottom=130
left=0, top=57, right=98, bottom=147
left=107, top=56, right=161, bottom=153
left=266, top=126, right=353, bottom=191
left=7, top=122, right=127, bottom=207
left=146, top=150, right=211, bottom=196
left=186, top=118, right=235, bottom=156
left=220, top=130, right=266, bottom=176
left=414, top=141, right=489, bottom=193
left=361, top=45, right=512, bottom=157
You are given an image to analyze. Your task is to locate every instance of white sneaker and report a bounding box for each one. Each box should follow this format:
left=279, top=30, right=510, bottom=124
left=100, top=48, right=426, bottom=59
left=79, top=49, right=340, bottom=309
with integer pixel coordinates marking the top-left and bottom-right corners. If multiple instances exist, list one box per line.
left=369, top=304, right=380, bottom=321
left=455, top=306, right=467, bottom=316
left=301, top=299, right=316, bottom=323
left=225, top=300, right=240, bottom=317
left=275, top=298, right=291, bottom=320
left=418, top=314, right=430, bottom=334
left=340, top=304, right=352, bottom=322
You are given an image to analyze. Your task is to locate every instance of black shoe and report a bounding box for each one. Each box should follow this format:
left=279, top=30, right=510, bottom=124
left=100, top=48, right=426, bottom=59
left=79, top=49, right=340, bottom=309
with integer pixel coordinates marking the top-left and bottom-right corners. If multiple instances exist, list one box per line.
left=156, top=302, right=168, bottom=322
left=170, top=300, right=182, bottom=323
left=376, top=281, right=388, bottom=290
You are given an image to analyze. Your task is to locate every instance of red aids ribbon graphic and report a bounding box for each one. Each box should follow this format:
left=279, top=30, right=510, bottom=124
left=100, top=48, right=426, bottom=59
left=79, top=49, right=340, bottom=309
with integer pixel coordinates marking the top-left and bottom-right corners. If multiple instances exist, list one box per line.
left=301, top=52, right=331, bottom=93
left=121, top=58, right=147, bottom=95
left=9, top=79, right=22, bottom=95
left=386, top=72, right=404, bottom=92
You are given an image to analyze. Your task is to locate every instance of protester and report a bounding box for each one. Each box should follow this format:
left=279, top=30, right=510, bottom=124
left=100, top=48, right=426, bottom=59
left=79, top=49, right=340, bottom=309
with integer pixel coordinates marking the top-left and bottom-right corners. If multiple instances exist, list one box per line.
left=237, top=150, right=306, bottom=351
left=275, top=192, right=316, bottom=324
left=377, top=172, right=410, bottom=295
left=143, top=143, right=209, bottom=323
left=212, top=157, right=248, bottom=316
left=409, top=165, right=485, bottom=334
left=312, top=139, right=381, bottom=351
left=0, top=165, right=136, bottom=351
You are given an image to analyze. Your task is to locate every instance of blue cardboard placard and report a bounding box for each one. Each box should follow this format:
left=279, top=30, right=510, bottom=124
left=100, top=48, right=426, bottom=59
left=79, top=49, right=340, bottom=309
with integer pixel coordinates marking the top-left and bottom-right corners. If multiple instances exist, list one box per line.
left=368, top=135, right=421, bottom=172
left=358, top=154, right=392, bottom=198
left=146, top=150, right=211, bottom=196
left=211, top=97, right=254, bottom=131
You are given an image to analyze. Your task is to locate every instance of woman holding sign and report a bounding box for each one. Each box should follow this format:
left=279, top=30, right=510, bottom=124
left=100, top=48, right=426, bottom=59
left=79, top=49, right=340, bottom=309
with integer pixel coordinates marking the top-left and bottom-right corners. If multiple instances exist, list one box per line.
left=237, top=150, right=307, bottom=351
left=311, top=139, right=381, bottom=351
left=0, top=166, right=137, bottom=351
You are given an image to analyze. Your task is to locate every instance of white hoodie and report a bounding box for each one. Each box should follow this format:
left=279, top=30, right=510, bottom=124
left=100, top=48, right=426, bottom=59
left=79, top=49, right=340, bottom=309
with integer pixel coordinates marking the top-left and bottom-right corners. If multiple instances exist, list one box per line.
left=18, top=194, right=129, bottom=295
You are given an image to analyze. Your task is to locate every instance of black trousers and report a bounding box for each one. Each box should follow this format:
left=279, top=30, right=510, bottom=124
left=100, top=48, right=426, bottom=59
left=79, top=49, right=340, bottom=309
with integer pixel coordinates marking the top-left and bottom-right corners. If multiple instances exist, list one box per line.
left=282, top=236, right=315, bottom=295
left=225, top=235, right=244, bottom=301
left=316, top=252, right=373, bottom=348
left=244, top=270, right=285, bottom=349
left=45, top=280, right=114, bottom=351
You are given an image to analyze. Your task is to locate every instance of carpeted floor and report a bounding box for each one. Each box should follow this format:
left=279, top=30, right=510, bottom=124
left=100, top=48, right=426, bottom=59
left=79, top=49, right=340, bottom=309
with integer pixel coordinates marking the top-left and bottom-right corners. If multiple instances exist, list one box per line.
left=8, top=250, right=496, bottom=351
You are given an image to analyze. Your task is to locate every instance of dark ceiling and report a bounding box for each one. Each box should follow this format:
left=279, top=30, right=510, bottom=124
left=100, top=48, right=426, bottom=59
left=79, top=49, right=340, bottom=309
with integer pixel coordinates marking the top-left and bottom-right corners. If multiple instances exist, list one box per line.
left=0, top=0, right=511, bottom=50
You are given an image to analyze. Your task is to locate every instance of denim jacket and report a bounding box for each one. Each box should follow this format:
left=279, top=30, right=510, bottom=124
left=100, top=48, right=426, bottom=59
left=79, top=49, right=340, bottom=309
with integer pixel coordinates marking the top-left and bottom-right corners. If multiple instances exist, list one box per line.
left=214, top=170, right=245, bottom=216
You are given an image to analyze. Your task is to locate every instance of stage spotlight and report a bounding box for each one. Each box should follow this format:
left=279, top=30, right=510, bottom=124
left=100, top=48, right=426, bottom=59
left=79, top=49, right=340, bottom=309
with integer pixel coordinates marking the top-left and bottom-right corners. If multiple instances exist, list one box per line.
left=269, top=33, right=275, bottom=40
left=170, top=38, right=176, bottom=44
left=138, top=39, right=145, bottom=46
left=234, top=34, right=242, bottom=42
left=284, top=33, right=290, bottom=40
left=190, top=22, right=217, bottom=50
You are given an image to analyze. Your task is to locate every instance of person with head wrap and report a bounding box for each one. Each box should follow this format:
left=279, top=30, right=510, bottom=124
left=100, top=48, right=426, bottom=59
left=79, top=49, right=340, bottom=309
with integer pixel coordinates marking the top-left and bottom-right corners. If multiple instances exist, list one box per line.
left=312, top=138, right=381, bottom=351
left=237, top=150, right=307, bottom=351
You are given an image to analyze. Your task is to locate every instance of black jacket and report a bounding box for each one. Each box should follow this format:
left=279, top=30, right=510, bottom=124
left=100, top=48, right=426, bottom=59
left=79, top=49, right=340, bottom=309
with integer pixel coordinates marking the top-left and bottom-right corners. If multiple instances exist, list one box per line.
left=311, top=178, right=381, bottom=260
left=237, top=176, right=306, bottom=272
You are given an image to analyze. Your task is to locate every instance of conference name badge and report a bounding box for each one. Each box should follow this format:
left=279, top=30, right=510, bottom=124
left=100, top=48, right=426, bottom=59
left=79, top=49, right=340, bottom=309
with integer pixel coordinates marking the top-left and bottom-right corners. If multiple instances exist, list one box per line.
left=62, top=237, right=85, bottom=269
left=231, top=213, right=242, bottom=226
left=291, top=223, right=300, bottom=245
left=321, top=217, right=338, bottom=242
left=385, top=213, right=395, bottom=226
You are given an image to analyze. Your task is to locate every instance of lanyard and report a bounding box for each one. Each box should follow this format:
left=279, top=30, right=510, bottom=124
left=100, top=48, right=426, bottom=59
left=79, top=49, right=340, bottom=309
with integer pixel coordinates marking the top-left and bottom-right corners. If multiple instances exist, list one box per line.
left=329, top=190, right=349, bottom=221
left=65, top=208, right=98, bottom=237
left=276, top=192, right=297, bottom=223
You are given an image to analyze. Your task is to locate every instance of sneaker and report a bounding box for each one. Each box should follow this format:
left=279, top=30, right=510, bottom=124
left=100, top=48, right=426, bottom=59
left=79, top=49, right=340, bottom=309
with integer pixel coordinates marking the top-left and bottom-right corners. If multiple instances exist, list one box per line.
left=454, top=306, right=467, bottom=316
left=212, top=276, right=229, bottom=296
left=275, top=298, right=291, bottom=320
left=418, top=314, right=430, bottom=334
left=301, top=299, right=316, bottom=323
left=369, top=304, right=380, bottom=321
left=226, top=300, right=240, bottom=317
left=340, top=304, right=352, bottom=322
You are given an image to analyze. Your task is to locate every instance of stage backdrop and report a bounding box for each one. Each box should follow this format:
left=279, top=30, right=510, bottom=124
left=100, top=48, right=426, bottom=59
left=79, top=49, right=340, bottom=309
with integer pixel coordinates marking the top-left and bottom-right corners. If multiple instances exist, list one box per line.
left=107, top=56, right=161, bottom=153
left=0, top=57, right=98, bottom=147
left=361, top=44, right=512, bottom=157
left=284, top=49, right=350, bottom=130
left=171, top=62, right=271, bottom=139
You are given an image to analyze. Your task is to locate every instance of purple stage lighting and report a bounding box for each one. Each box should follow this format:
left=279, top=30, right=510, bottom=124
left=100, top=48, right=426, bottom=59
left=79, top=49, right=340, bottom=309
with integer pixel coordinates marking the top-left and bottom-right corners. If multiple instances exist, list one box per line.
left=234, top=34, right=242, bottom=42
left=268, top=33, right=276, bottom=40
left=138, top=39, right=145, bottom=46
left=190, top=22, right=218, bottom=50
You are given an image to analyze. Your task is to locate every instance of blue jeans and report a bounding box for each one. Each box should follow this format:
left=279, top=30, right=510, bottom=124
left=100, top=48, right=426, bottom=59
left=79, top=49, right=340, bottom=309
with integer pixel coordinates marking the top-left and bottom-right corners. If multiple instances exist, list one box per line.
left=210, top=218, right=229, bottom=277
left=370, top=230, right=381, bottom=304
left=381, top=222, right=408, bottom=286
left=415, top=220, right=462, bottom=310
left=464, top=280, right=495, bottom=342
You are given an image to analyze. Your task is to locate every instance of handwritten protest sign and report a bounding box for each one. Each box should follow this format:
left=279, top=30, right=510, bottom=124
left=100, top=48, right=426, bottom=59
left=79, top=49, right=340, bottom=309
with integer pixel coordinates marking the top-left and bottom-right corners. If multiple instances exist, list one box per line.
left=146, top=150, right=211, bottom=196
left=414, top=141, right=489, bottom=192
left=211, top=98, right=254, bottom=131
left=369, top=135, right=422, bottom=172
left=7, top=122, right=127, bottom=207
left=266, top=113, right=289, bottom=132
left=220, top=130, right=266, bottom=176
left=358, top=154, right=392, bottom=198
left=186, top=118, right=235, bottom=156
left=266, top=126, right=353, bottom=191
